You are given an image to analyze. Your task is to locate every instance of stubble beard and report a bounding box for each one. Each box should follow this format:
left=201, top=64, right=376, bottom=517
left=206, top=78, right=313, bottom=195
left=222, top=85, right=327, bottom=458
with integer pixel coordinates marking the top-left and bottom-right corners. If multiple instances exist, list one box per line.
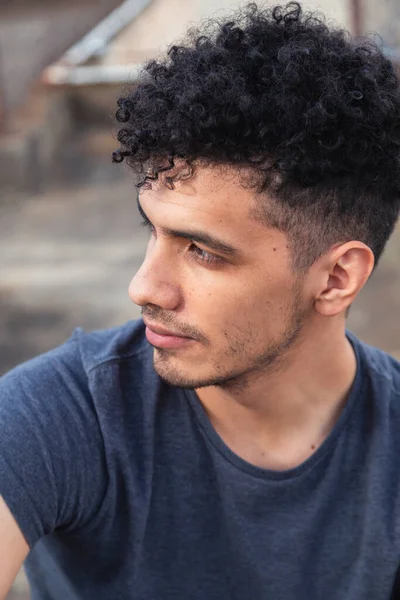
left=152, top=287, right=308, bottom=392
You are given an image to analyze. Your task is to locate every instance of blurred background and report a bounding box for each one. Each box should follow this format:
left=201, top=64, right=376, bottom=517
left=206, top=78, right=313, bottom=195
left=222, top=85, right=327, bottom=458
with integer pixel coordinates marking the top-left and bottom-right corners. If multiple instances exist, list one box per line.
left=1, top=0, right=399, bottom=598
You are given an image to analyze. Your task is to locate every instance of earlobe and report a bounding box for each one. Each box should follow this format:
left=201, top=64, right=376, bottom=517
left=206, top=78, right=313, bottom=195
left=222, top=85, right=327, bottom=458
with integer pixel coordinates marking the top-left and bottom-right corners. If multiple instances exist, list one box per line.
left=314, top=293, right=339, bottom=317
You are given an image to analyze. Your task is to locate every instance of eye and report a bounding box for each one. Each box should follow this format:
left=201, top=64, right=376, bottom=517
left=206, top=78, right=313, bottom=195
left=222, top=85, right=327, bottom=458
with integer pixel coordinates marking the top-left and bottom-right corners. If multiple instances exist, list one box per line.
left=188, top=244, right=222, bottom=265
left=139, top=217, right=223, bottom=266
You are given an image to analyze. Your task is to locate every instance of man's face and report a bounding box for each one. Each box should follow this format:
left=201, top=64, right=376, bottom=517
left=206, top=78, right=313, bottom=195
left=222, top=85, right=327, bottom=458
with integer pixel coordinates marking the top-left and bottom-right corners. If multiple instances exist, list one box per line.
left=129, top=164, right=312, bottom=389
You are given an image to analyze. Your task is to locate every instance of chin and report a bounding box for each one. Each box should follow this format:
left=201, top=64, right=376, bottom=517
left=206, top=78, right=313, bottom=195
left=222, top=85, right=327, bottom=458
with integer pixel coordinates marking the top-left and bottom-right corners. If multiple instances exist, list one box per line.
left=152, top=349, right=257, bottom=391
left=152, top=350, right=211, bottom=389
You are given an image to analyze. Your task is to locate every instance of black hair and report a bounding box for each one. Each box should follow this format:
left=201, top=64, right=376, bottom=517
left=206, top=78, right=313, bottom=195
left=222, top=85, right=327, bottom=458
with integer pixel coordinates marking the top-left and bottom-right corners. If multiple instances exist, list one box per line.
left=113, top=2, right=400, bottom=272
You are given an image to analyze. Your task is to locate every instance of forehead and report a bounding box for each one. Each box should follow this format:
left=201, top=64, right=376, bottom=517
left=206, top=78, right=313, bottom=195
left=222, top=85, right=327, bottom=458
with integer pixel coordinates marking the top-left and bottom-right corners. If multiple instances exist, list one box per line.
left=141, top=164, right=265, bottom=232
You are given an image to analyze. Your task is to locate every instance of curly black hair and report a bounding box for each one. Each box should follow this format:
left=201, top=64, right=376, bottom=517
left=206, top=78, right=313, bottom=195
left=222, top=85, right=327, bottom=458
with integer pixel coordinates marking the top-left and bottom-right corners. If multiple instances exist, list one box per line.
left=113, top=2, right=400, bottom=272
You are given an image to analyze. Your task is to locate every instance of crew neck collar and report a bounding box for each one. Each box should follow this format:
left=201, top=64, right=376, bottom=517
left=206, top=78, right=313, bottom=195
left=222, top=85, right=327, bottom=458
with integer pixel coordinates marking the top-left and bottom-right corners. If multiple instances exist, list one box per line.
left=182, top=330, right=365, bottom=481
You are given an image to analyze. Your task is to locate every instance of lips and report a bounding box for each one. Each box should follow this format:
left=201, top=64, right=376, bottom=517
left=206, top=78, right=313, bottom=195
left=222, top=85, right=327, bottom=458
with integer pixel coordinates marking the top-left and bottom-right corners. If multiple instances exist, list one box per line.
left=144, top=320, right=194, bottom=349
left=144, top=321, right=185, bottom=338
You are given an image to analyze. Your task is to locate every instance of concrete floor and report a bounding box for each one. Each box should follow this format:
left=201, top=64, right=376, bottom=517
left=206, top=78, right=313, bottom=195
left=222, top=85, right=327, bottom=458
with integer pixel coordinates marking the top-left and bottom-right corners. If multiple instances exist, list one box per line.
left=2, top=168, right=400, bottom=598
left=0, top=177, right=144, bottom=377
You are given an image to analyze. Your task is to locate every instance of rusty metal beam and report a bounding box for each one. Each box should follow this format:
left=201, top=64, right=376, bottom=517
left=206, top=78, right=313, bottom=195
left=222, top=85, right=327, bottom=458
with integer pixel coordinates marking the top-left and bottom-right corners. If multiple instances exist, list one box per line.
left=0, top=0, right=124, bottom=127
left=60, top=0, right=151, bottom=67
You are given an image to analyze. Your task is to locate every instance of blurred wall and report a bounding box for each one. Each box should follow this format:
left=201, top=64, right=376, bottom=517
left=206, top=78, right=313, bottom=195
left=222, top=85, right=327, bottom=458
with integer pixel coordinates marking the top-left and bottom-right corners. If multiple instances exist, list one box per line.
left=101, top=0, right=352, bottom=73
left=363, top=0, right=400, bottom=47
left=0, top=0, right=122, bottom=128
left=196, top=0, right=351, bottom=28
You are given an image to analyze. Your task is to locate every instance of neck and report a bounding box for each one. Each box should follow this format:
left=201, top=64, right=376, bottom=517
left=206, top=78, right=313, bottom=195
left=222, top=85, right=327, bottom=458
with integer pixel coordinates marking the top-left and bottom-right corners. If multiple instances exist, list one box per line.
left=195, top=319, right=357, bottom=470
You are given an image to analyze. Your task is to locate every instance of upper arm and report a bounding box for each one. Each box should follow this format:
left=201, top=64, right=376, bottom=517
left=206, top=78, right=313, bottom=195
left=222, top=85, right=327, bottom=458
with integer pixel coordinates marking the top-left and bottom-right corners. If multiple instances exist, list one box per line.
left=0, top=338, right=107, bottom=564
left=0, top=495, right=29, bottom=600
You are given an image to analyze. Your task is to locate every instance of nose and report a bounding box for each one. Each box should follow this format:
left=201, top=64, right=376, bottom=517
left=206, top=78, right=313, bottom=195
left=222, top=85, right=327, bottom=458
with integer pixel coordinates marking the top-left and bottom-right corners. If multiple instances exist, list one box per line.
left=128, top=239, right=181, bottom=311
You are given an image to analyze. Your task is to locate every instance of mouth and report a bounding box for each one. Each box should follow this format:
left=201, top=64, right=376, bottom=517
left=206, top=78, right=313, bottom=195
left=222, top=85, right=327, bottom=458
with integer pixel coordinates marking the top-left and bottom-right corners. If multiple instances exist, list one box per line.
left=143, top=320, right=195, bottom=349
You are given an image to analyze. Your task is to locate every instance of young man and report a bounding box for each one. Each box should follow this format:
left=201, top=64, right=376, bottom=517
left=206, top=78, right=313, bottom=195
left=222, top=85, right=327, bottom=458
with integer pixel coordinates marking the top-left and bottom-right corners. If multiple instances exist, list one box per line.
left=1, top=2, right=400, bottom=598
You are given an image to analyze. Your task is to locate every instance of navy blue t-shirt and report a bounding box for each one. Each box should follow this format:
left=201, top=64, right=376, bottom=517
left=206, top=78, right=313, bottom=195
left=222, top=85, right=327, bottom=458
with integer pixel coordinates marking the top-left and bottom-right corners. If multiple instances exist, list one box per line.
left=1, top=319, right=400, bottom=599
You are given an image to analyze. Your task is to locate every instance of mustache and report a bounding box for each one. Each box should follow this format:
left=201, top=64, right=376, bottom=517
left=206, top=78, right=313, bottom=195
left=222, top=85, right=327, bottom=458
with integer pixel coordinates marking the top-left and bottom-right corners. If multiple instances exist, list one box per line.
left=142, top=306, right=209, bottom=345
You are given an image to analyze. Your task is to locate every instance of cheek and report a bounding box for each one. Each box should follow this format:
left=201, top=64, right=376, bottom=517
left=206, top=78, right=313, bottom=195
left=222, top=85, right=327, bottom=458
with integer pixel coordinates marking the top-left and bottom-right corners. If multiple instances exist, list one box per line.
left=182, top=277, right=237, bottom=327
left=184, top=271, right=287, bottom=331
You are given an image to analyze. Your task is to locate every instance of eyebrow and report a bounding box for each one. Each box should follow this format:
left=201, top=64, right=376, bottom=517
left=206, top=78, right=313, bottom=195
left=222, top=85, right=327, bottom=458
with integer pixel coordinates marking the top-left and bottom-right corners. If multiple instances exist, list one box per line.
left=136, top=198, right=242, bottom=258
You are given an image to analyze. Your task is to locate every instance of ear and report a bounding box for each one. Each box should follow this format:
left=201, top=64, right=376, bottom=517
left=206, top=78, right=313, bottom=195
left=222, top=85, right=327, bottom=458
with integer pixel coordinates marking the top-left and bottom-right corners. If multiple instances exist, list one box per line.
left=314, top=241, right=375, bottom=317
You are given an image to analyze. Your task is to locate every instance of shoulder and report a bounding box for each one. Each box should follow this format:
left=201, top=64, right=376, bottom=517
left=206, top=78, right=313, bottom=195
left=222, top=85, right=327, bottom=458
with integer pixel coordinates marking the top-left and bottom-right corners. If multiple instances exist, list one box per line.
left=1, top=318, right=148, bottom=387
left=0, top=323, right=152, bottom=548
left=347, top=330, right=400, bottom=400
left=0, top=318, right=152, bottom=444
left=72, top=318, right=149, bottom=372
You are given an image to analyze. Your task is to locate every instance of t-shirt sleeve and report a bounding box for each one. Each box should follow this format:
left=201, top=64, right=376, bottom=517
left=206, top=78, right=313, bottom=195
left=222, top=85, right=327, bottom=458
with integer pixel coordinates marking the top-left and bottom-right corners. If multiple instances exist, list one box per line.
left=0, top=333, right=108, bottom=549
